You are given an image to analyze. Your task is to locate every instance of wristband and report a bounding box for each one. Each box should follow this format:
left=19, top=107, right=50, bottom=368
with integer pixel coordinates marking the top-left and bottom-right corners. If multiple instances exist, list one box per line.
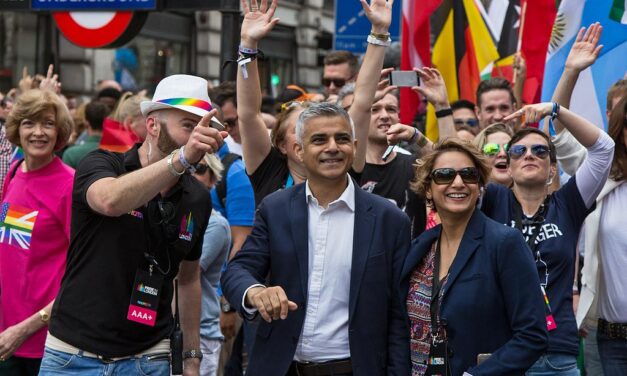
left=435, top=108, right=453, bottom=118
left=178, top=146, right=197, bottom=174
left=366, top=34, right=391, bottom=47
left=167, top=150, right=185, bottom=177
left=239, top=45, right=258, bottom=55
left=548, top=102, right=560, bottom=137
left=409, top=127, right=419, bottom=143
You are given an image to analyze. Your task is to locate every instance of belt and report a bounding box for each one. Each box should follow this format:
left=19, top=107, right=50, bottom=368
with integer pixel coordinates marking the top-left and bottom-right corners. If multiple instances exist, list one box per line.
left=45, top=333, right=171, bottom=363
left=291, top=359, right=352, bottom=376
left=598, top=318, right=627, bottom=340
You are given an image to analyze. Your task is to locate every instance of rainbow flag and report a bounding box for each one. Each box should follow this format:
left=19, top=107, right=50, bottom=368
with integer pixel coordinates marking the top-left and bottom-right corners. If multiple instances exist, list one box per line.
left=0, top=202, right=38, bottom=249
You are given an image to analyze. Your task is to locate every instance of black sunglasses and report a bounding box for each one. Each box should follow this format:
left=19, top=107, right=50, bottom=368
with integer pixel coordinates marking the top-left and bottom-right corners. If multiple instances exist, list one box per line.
left=322, top=78, right=347, bottom=88
left=508, top=144, right=550, bottom=160
left=194, top=164, right=209, bottom=175
left=430, top=167, right=480, bottom=185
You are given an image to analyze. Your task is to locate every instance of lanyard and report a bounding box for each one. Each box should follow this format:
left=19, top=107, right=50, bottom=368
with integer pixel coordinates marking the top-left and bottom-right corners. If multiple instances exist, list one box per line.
left=430, top=239, right=449, bottom=344
left=142, top=199, right=172, bottom=277
left=512, top=195, right=557, bottom=330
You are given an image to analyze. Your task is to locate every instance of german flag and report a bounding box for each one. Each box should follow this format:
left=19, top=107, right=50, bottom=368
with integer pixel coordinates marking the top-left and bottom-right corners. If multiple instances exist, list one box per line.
left=425, top=0, right=499, bottom=141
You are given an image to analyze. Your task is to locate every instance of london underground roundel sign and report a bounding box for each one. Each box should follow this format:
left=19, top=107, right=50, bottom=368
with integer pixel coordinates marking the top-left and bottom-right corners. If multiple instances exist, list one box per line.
left=53, top=11, right=147, bottom=49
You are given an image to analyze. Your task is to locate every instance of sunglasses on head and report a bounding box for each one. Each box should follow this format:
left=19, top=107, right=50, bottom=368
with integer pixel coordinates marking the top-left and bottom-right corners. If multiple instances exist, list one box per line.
left=280, top=100, right=306, bottom=113
left=454, top=118, right=479, bottom=127
left=430, top=167, right=480, bottom=185
left=508, top=144, right=550, bottom=160
left=482, top=143, right=509, bottom=157
left=322, top=78, right=347, bottom=88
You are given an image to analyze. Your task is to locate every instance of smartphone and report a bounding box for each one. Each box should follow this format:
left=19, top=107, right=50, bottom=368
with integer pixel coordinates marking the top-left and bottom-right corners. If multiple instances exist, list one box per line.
left=210, top=119, right=226, bottom=131
left=389, top=71, right=420, bottom=87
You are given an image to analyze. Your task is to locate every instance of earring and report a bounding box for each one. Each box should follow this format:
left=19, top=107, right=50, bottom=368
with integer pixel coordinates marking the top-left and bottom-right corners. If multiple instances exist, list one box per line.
left=546, top=175, right=554, bottom=186
left=147, top=137, right=153, bottom=163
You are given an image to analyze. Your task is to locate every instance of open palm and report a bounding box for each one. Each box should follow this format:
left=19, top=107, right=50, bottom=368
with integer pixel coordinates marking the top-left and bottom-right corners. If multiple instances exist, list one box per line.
left=361, top=0, right=394, bottom=31
left=241, top=0, right=280, bottom=43
left=566, top=22, right=603, bottom=72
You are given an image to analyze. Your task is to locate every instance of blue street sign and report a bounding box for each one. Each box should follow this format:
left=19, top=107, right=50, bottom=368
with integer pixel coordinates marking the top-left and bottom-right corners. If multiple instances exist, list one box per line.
left=334, top=1, right=401, bottom=54
left=31, top=0, right=157, bottom=11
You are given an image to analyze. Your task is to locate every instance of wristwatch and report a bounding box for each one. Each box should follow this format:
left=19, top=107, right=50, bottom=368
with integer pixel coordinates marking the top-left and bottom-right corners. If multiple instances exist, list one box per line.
left=183, top=349, right=203, bottom=361
left=220, top=301, right=235, bottom=313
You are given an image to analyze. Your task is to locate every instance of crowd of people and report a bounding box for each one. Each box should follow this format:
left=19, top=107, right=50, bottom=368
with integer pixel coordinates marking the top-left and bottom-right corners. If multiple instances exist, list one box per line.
left=0, top=1, right=625, bottom=376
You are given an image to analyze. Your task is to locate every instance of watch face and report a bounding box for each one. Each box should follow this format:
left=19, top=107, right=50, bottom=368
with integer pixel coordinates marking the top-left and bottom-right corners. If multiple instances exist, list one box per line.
left=221, top=303, right=231, bottom=313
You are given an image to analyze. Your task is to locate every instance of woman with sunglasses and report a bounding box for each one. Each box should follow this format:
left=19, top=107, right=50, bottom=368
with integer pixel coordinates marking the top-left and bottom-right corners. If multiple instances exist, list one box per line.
left=236, top=0, right=391, bottom=203
left=473, top=123, right=513, bottom=186
left=480, top=102, right=615, bottom=375
left=402, top=138, right=547, bottom=375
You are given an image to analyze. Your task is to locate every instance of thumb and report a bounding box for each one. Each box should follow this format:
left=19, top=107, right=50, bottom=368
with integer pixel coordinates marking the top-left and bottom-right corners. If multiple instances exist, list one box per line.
left=288, top=301, right=298, bottom=311
left=219, top=131, right=229, bottom=139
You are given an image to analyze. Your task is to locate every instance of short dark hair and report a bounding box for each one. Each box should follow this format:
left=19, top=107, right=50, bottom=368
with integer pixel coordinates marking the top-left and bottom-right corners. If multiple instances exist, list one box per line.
left=209, top=81, right=236, bottom=108
left=96, top=87, right=122, bottom=101
left=85, top=100, right=110, bottom=131
left=451, top=99, right=476, bottom=112
left=476, top=77, right=515, bottom=109
left=323, top=50, right=359, bottom=78
left=506, top=128, right=557, bottom=164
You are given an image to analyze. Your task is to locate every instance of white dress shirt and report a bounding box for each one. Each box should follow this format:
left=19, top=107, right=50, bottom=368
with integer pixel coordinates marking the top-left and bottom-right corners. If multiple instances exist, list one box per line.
left=241, top=176, right=355, bottom=362
left=294, top=177, right=355, bottom=362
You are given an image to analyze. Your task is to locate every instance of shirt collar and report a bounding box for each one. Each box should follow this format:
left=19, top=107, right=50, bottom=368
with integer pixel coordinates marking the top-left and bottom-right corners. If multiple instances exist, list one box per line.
left=305, top=175, right=355, bottom=212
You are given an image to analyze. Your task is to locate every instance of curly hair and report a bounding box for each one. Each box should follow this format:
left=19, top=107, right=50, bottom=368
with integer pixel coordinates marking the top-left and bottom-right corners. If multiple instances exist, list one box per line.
left=5, top=89, right=73, bottom=151
left=411, top=138, right=491, bottom=204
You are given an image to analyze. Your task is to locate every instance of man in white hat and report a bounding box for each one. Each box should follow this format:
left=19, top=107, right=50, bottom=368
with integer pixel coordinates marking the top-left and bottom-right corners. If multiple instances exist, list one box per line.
left=42, top=75, right=227, bottom=376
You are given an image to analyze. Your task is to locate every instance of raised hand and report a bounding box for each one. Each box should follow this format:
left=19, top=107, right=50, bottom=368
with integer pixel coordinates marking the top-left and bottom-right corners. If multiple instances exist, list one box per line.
left=39, top=64, right=62, bottom=94
left=183, top=109, right=228, bottom=163
left=412, top=67, right=450, bottom=110
left=504, top=102, right=554, bottom=124
left=386, top=123, right=417, bottom=145
left=240, top=0, right=280, bottom=47
left=373, top=67, right=397, bottom=103
left=565, top=22, right=603, bottom=72
left=513, top=52, right=527, bottom=80
left=18, top=66, right=34, bottom=93
left=360, top=0, right=394, bottom=33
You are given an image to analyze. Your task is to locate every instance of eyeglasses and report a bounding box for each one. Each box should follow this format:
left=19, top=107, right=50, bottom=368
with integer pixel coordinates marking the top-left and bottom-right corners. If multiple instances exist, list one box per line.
left=508, top=144, right=550, bottom=160
left=194, top=164, right=209, bottom=175
left=482, top=143, right=509, bottom=157
left=454, top=118, right=479, bottom=127
left=322, top=78, right=347, bottom=88
left=430, top=167, right=480, bottom=185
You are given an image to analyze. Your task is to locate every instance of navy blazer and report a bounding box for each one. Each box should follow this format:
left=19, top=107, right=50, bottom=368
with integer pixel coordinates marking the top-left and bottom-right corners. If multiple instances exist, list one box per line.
left=221, top=182, right=411, bottom=376
left=401, top=209, right=548, bottom=375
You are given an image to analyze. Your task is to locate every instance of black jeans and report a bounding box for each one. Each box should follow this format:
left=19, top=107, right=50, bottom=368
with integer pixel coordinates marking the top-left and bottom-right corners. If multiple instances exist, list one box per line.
left=0, top=356, right=41, bottom=376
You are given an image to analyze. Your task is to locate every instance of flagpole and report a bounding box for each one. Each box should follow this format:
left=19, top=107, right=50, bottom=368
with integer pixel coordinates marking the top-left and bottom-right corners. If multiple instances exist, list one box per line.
left=513, top=1, right=528, bottom=86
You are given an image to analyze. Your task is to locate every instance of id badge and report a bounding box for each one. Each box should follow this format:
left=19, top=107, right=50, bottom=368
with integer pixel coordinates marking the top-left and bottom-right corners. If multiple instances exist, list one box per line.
left=426, top=341, right=450, bottom=376
left=127, top=269, right=163, bottom=327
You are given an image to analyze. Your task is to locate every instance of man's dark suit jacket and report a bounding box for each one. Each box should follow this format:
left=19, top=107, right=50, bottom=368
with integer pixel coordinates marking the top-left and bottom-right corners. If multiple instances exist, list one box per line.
left=221, top=182, right=411, bottom=376
left=400, top=209, right=548, bottom=375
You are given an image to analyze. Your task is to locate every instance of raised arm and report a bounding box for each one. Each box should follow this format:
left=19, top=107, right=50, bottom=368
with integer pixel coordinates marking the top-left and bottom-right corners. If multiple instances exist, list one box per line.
left=349, top=0, right=394, bottom=172
left=513, top=52, right=526, bottom=109
left=237, top=0, right=280, bottom=174
left=550, top=23, right=603, bottom=135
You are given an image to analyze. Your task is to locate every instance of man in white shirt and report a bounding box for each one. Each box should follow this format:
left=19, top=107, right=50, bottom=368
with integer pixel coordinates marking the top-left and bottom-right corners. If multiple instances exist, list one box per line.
left=221, top=102, right=411, bottom=376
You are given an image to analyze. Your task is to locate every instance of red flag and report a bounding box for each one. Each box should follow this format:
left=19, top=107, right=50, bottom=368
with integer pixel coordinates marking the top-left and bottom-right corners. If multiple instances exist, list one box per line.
left=99, top=117, right=140, bottom=153
left=520, top=0, right=556, bottom=104
left=400, top=0, right=442, bottom=125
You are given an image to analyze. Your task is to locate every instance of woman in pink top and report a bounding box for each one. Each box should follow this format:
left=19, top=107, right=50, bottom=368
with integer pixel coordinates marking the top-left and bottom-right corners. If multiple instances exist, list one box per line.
left=0, top=89, right=74, bottom=375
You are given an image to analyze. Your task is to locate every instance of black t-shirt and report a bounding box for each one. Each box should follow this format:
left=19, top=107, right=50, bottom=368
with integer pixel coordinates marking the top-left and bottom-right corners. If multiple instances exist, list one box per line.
left=249, top=147, right=291, bottom=205
left=49, top=144, right=211, bottom=357
left=351, top=153, right=426, bottom=238
left=481, top=177, right=593, bottom=356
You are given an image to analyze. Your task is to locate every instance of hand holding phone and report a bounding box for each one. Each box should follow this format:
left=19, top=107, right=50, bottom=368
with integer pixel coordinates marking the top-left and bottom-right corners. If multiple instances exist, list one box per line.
left=389, top=71, right=420, bottom=87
